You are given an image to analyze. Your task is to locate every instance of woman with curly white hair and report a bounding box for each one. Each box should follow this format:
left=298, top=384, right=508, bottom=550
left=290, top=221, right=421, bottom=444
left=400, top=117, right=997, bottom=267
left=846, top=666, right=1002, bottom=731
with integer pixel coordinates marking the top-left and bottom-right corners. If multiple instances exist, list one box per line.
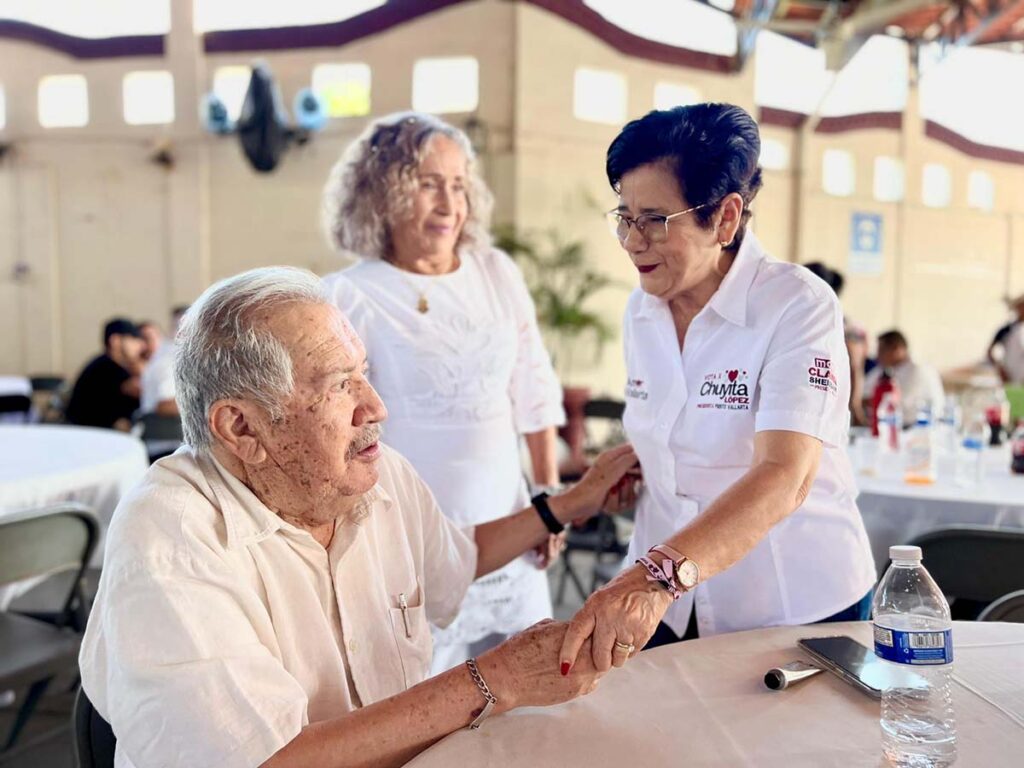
left=321, top=112, right=567, bottom=675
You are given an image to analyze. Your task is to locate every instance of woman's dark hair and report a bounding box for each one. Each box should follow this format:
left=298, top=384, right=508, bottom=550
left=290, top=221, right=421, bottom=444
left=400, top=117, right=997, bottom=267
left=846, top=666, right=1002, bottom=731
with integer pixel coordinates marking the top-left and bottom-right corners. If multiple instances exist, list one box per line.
left=606, top=103, right=763, bottom=251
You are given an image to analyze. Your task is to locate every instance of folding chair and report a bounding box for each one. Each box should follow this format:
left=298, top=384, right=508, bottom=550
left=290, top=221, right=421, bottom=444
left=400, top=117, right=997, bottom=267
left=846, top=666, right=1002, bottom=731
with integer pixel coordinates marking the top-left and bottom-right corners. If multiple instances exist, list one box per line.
left=555, top=398, right=630, bottom=605
left=73, top=686, right=116, bottom=768
left=978, top=590, right=1024, bottom=623
left=0, top=503, right=99, bottom=752
left=907, top=526, right=1024, bottom=620
left=136, top=412, right=184, bottom=462
left=0, top=394, right=32, bottom=423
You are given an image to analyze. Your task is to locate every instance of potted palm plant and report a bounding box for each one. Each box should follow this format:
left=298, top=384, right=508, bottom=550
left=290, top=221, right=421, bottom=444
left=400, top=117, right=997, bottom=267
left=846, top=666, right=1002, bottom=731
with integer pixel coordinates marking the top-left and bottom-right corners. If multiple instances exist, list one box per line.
left=494, top=226, right=622, bottom=472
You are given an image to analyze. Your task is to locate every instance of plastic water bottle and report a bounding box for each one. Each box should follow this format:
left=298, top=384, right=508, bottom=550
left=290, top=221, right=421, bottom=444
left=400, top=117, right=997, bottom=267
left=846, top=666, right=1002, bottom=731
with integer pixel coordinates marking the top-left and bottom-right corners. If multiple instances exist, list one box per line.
left=936, top=396, right=961, bottom=457
left=873, top=546, right=957, bottom=767
left=954, top=432, right=984, bottom=488
left=903, top=409, right=936, bottom=485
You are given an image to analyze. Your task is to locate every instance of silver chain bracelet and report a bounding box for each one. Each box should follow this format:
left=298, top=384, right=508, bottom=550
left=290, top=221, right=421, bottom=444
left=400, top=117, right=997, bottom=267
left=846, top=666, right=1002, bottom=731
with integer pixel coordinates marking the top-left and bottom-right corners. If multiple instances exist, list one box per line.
left=465, top=657, right=497, bottom=730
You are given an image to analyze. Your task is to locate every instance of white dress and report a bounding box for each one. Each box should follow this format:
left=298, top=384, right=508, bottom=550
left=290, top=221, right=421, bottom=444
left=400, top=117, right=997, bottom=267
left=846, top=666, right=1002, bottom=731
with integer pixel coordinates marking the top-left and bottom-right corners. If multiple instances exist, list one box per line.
left=323, top=247, right=565, bottom=672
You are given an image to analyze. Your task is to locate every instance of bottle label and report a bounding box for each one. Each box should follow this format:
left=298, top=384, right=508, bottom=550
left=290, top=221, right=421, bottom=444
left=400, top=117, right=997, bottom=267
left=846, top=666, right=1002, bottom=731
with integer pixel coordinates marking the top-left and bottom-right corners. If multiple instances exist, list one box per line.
left=873, top=625, right=953, bottom=665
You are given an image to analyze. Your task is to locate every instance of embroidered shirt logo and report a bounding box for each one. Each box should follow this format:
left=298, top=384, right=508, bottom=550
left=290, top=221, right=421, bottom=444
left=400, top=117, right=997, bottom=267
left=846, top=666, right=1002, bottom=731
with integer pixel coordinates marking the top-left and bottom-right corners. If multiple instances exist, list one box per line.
left=697, top=369, right=750, bottom=410
left=808, top=357, right=838, bottom=394
left=625, top=377, right=648, bottom=400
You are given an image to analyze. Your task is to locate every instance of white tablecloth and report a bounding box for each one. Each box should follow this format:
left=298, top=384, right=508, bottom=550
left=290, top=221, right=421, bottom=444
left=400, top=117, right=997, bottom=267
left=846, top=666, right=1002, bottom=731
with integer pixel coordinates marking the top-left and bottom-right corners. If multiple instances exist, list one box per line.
left=0, top=425, right=148, bottom=605
left=853, top=443, right=1024, bottom=568
left=410, top=621, right=1024, bottom=767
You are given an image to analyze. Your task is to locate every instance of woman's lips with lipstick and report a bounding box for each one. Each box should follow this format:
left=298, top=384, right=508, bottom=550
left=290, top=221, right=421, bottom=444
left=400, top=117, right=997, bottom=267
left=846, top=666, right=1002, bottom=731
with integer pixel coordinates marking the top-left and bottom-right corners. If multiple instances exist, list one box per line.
left=636, top=263, right=659, bottom=274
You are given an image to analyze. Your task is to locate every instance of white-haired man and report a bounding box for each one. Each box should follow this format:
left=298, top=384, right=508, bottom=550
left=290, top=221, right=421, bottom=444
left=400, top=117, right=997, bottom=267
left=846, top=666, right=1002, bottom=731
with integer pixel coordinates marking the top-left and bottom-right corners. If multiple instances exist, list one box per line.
left=79, top=267, right=638, bottom=768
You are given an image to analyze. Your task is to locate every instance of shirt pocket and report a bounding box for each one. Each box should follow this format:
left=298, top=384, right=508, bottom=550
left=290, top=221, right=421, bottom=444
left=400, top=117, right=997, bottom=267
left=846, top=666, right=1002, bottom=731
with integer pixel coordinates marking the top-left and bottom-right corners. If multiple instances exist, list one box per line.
left=387, top=583, right=432, bottom=689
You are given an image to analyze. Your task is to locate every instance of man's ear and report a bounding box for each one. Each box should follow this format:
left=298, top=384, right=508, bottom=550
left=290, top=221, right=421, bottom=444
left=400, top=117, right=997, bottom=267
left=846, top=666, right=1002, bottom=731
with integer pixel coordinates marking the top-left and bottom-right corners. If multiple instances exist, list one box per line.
left=209, top=400, right=267, bottom=465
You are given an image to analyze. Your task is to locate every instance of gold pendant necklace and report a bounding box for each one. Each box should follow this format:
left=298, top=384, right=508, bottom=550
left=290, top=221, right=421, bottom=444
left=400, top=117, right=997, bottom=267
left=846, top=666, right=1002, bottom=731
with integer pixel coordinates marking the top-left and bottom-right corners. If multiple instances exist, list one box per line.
left=417, top=294, right=430, bottom=314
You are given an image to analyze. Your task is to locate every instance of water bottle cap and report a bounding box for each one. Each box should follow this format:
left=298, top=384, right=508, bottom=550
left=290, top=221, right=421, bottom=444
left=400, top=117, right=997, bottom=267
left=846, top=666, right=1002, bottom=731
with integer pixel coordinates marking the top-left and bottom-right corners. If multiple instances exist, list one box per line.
left=963, top=437, right=983, bottom=450
left=889, top=545, right=922, bottom=562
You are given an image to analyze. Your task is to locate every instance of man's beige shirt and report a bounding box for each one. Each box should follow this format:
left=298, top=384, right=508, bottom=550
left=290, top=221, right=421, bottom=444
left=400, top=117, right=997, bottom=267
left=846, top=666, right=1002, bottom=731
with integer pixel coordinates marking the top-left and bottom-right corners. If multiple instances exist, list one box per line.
left=80, top=444, right=477, bottom=768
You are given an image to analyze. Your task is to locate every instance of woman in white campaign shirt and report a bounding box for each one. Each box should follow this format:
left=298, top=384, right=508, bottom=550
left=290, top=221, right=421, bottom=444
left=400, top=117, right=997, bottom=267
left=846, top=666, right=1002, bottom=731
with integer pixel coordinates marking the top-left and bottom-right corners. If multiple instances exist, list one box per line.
left=321, top=113, right=566, bottom=675
left=559, top=104, right=876, bottom=673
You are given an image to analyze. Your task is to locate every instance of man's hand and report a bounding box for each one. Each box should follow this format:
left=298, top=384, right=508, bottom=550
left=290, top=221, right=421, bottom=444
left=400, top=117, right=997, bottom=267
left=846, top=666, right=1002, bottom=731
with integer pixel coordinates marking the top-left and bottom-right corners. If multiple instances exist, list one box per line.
left=477, top=619, right=606, bottom=712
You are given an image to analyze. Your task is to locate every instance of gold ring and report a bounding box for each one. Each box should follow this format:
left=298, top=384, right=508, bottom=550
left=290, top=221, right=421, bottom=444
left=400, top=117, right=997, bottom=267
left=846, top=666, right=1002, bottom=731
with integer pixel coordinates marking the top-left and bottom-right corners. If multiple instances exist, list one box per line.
left=613, top=640, right=635, bottom=654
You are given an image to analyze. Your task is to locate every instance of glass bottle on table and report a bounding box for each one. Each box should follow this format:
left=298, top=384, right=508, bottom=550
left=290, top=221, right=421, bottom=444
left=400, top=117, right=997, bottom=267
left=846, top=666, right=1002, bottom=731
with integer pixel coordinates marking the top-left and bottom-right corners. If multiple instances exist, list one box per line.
left=1011, top=420, right=1024, bottom=475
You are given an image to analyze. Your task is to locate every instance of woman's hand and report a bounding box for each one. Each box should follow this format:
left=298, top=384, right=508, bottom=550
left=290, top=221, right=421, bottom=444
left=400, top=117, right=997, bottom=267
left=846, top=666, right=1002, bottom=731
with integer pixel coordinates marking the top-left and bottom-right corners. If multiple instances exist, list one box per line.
left=601, top=468, right=643, bottom=515
left=531, top=531, right=566, bottom=569
left=477, top=619, right=605, bottom=712
left=552, top=443, right=638, bottom=524
left=559, top=564, right=673, bottom=674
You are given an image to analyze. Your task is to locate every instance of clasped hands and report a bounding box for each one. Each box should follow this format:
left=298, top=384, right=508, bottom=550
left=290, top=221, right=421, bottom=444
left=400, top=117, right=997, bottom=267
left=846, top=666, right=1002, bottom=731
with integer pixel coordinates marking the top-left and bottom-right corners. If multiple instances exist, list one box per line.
left=478, top=444, right=671, bottom=715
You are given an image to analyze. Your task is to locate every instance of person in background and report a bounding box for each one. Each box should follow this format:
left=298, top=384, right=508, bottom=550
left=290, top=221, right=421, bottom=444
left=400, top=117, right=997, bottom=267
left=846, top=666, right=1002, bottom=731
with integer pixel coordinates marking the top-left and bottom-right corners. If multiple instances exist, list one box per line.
left=138, top=320, right=164, bottom=362
left=66, top=318, right=146, bottom=431
left=988, top=293, right=1024, bottom=384
left=804, top=261, right=868, bottom=426
left=140, top=305, right=189, bottom=417
left=864, top=329, right=945, bottom=426
left=321, top=112, right=567, bottom=675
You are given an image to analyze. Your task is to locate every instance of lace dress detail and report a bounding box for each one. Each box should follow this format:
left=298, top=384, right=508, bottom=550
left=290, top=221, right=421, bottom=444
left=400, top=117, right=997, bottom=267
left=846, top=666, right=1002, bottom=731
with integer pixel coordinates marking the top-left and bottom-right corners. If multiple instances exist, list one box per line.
left=323, top=249, right=565, bottom=644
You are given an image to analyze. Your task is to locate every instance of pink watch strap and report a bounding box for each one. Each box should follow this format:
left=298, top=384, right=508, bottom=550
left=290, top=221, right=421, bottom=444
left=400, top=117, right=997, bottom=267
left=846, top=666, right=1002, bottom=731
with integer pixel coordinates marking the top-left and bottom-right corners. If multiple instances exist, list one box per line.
left=636, top=555, right=683, bottom=600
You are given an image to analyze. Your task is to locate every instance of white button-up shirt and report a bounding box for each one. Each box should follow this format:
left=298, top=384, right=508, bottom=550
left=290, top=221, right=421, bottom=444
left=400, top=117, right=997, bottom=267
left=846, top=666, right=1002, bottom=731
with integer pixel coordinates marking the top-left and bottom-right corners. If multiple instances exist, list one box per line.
left=80, top=444, right=476, bottom=768
left=623, top=232, right=876, bottom=637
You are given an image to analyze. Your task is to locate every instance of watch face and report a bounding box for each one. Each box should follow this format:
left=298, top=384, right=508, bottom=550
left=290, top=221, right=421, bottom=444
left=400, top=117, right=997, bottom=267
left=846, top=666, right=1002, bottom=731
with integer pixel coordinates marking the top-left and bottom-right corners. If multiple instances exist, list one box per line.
left=677, top=560, right=700, bottom=589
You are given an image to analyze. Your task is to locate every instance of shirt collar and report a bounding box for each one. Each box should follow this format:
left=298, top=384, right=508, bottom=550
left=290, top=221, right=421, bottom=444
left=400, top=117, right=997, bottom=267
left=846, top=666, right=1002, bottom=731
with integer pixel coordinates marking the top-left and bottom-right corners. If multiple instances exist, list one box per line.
left=634, top=230, right=765, bottom=328
left=196, top=450, right=393, bottom=550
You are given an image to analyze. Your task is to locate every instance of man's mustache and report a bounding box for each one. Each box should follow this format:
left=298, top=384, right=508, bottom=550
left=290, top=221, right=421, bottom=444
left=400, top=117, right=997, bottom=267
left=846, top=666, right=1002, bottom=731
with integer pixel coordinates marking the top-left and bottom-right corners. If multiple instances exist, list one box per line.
left=347, top=424, right=382, bottom=458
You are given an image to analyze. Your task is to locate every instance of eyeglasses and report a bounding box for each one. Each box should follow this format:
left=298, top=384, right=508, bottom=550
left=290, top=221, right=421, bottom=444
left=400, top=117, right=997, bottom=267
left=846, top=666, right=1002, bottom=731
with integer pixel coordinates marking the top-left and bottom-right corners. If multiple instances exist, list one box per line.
left=606, top=203, right=710, bottom=244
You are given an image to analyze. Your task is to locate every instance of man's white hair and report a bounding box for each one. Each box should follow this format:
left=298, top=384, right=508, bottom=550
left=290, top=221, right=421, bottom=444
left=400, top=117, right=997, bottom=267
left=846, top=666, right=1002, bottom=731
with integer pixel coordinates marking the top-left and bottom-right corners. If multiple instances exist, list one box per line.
left=175, top=266, right=330, bottom=452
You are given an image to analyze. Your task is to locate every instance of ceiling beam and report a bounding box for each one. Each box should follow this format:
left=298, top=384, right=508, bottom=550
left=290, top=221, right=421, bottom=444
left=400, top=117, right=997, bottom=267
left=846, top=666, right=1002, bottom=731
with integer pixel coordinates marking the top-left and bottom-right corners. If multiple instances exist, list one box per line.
left=954, top=0, right=1024, bottom=46
left=736, top=0, right=783, bottom=69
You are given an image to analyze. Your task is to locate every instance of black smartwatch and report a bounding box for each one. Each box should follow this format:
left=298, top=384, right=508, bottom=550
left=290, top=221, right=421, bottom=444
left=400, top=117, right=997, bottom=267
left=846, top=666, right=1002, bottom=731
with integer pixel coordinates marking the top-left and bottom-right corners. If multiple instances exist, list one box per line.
left=530, top=492, right=566, bottom=535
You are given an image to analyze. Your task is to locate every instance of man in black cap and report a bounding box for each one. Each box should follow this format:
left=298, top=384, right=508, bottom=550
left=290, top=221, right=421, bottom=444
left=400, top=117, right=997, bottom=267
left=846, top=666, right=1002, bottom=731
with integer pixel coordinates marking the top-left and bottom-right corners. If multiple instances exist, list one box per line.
left=66, top=318, right=147, bottom=430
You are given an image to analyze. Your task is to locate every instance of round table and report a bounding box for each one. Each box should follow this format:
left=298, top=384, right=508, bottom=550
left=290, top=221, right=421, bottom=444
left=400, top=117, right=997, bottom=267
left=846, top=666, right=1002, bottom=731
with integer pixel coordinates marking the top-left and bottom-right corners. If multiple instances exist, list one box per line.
left=853, top=443, right=1024, bottom=567
left=409, top=621, right=1024, bottom=767
left=0, top=425, right=148, bottom=600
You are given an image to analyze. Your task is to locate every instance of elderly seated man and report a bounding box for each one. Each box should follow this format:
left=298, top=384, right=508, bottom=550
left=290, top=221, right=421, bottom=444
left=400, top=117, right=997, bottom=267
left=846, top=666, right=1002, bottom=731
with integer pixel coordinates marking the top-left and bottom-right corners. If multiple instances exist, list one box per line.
left=80, top=267, right=637, bottom=768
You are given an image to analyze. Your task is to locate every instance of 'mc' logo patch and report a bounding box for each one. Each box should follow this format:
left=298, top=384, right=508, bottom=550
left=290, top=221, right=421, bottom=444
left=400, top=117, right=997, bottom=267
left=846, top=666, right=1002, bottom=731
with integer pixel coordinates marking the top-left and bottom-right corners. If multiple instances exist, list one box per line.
left=808, top=357, right=838, bottom=394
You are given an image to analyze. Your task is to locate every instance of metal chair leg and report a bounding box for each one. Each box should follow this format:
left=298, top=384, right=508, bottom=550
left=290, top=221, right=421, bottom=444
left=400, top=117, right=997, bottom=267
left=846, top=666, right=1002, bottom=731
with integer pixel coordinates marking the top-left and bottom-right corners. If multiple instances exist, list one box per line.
left=3, top=677, right=53, bottom=751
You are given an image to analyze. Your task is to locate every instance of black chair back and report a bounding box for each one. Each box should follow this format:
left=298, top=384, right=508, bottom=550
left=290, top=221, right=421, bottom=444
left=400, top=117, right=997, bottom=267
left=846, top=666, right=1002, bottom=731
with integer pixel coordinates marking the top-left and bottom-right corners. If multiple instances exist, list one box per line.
left=74, top=686, right=116, bottom=768
left=0, top=394, right=32, bottom=419
left=29, top=375, right=66, bottom=393
left=583, top=398, right=625, bottom=420
left=908, top=526, right=1024, bottom=619
left=138, top=412, right=184, bottom=441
